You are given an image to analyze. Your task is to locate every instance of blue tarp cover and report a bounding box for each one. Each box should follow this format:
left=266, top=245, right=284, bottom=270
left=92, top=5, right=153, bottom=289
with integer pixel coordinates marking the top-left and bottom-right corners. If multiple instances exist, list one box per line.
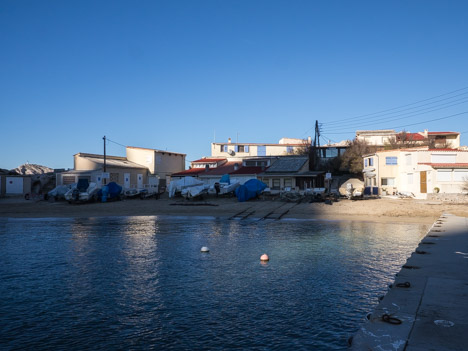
left=219, top=174, right=230, bottom=184
left=235, top=179, right=267, bottom=202
left=97, top=182, right=122, bottom=200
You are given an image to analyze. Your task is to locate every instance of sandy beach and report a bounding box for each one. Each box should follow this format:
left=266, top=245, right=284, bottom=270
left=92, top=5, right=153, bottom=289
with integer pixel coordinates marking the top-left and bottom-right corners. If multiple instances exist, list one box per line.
left=1, top=195, right=467, bottom=224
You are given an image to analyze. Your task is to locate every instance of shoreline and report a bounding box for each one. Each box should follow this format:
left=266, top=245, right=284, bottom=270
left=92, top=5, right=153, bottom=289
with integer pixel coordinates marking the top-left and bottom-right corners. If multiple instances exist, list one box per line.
left=351, top=214, right=468, bottom=350
left=1, top=196, right=466, bottom=224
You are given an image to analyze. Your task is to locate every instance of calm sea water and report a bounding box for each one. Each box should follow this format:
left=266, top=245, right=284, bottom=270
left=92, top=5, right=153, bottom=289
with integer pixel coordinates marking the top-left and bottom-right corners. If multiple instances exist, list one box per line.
left=0, top=216, right=428, bottom=350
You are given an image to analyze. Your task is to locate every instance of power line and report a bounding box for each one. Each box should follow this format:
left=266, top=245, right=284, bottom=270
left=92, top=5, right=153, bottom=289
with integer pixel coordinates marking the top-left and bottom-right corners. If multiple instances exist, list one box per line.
left=323, top=85, right=468, bottom=125
left=106, top=138, right=127, bottom=148
left=388, top=111, right=468, bottom=130
left=323, top=111, right=468, bottom=134
left=322, top=98, right=468, bottom=132
left=324, top=90, right=468, bottom=127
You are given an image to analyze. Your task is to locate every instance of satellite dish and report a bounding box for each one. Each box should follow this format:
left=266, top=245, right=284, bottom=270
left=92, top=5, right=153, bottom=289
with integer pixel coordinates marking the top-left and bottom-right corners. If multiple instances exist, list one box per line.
left=228, top=150, right=235, bottom=156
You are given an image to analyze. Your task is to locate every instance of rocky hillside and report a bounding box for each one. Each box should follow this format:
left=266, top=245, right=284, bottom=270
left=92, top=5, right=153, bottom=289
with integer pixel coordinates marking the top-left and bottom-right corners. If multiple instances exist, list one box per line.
left=13, top=163, right=54, bottom=175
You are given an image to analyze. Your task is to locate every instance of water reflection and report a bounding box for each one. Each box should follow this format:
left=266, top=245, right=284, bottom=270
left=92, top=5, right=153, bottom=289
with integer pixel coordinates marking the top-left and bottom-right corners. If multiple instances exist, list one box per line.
left=0, top=217, right=428, bottom=351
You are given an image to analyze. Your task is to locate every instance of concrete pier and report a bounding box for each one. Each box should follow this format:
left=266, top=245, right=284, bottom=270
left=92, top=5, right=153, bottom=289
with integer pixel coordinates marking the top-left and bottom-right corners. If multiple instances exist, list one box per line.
left=350, top=214, right=468, bottom=351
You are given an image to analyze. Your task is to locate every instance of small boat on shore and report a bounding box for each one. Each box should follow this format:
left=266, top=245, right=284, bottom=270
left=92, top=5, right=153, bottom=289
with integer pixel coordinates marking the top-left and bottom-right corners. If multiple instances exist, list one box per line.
left=64, top=179, right=99, bottom=203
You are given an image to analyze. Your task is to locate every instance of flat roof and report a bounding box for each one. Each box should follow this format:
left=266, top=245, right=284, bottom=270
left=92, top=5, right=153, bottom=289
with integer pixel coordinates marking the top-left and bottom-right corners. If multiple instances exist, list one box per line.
left=127, top=146, right=186, bottom=156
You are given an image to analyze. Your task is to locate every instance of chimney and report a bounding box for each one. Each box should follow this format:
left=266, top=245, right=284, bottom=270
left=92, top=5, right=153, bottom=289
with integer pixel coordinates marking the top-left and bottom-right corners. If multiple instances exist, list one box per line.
left=423, top=129, right=428, bottom=137
left=307, top=136, right=311, bottom=144
left=228, top=138, right=231, bottom=144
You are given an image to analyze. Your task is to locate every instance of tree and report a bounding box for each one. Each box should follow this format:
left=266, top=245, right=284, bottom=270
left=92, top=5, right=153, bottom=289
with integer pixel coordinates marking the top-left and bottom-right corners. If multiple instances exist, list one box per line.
left=284, top=139, right=311, bottom=155
left=339, top=139, right=377, bottom=176
left=462, top=178, right=468, bottom=193
left=384, top=131, right=419, bottom=149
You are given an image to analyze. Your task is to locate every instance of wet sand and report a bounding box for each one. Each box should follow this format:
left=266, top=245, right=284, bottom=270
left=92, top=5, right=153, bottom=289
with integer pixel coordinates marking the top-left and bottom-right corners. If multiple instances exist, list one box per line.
left=1, top=196, right=467, bottom=224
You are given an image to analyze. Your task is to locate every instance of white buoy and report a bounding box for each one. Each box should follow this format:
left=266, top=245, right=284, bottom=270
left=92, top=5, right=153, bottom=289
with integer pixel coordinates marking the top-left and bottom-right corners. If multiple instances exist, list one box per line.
left=260, top=253, right=269, bottom=261
left=201, top=246, right=210, bottom=253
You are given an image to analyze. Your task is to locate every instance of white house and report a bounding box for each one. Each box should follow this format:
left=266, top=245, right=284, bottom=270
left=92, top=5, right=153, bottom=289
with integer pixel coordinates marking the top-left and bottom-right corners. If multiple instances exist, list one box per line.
left=363, top=147, right=468, bottom=198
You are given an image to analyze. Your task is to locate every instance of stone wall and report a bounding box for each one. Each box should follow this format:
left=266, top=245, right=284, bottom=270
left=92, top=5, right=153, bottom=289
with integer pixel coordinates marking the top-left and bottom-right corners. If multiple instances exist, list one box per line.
left=426, top=193, right=468, bottom=203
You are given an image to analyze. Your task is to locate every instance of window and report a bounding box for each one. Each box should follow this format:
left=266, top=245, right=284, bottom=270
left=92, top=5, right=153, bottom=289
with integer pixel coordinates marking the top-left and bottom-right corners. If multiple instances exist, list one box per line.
left=431, top=154, right=456, bottom=163
left=386, top=157, right=398, bottom=165
left=110, top=173, right=120, bottom=183
left=222, top=145, right=228, bottom=152
left=244, top=160, right=268, bottom=167
left=62, top=176, right=76, bottom=185
left=237, top=145, right=245, bottom=152
left=405, top=154, right=412, bottom=166
left=284, top=178, right=292, bottom=188
left=369, top=158, right=374, bottom=166
left=436, top=170, right=451, bottom=181
left=453, top=171, right=468, bottom=181
left=407, top=173, right=413, bottom=185
left=272, top=179, right=280, bottom=189
left=381, top=178, right=395, bottom=186
left=365, top=159, right=368, bottom=167
left=325, top=147, right=338, bottom=158
left=286, top=146, right=293, bottom=154
left=257, top=145, right=266, bottom=156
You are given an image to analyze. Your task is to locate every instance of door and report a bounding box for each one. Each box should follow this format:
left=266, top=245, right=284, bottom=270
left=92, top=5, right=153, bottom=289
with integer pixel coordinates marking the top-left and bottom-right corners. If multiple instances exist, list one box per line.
left=137, top=174, right=143, bottom=189
left=124, top=173, right=130, bottom=189
left=420, top=171, right=427, bottom=193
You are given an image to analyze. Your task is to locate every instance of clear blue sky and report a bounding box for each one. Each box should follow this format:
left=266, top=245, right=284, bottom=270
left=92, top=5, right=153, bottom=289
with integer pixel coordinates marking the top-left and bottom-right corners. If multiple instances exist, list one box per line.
left=1, top=0, right=468, bottom=170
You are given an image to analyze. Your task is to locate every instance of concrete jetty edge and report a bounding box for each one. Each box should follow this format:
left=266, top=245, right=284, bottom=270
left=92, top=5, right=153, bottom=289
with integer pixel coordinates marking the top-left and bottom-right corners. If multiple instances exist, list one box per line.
left=349, top=213, right=468, bottom=351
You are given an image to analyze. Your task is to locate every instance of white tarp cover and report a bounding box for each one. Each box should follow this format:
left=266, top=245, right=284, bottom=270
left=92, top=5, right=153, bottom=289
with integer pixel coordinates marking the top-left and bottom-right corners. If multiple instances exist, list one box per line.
left=168, top=176, right=204, bottom=198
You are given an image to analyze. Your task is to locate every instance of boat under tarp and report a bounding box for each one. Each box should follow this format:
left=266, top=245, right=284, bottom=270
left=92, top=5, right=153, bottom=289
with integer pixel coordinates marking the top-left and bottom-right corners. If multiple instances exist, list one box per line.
left=235, top=179, right=267, bottom=202
left=98, top=182, right=122, bottom=201
left=168, top=176, right=205, bottom=198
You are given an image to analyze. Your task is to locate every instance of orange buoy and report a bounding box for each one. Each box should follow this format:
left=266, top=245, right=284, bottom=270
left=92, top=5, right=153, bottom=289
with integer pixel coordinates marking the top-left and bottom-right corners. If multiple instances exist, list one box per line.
left=260, top=253, right=269, bottom=261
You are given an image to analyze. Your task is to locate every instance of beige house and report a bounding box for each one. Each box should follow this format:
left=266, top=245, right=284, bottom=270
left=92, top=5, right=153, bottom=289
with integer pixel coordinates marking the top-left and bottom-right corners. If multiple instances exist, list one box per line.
left=363, top=147, right=468, bottom=198
left=356, top=130, right=397, bottom=147
left=57, top=153, right=150, bottom=189
left=211, top=137, right=310, bottom=158
left=57, top=146, right=186, bottom=189
left=126, top=146, right=186, bottom=185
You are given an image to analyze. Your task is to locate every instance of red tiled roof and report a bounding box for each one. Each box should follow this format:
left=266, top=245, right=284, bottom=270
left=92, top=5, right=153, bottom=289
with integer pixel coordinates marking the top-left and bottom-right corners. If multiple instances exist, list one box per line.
left=230, top=166, right=267, bottom=175
left=199, top=162, right=238, bottom=176
left=192, top=158, right=226, bottom=163
left=397, top=132, right=426, bottom=141
left=418, top=163, right=468, bottom=168
left=171, top=168, right=207, bottom=177
left=427, top=148, right=463, bottom=152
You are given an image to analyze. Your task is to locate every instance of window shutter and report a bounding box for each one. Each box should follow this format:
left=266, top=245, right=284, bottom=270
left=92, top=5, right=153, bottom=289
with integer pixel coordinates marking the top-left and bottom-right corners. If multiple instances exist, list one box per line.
left=235, top=145, right=238, bottom=152
left=245, top=145, right=249, bottom=153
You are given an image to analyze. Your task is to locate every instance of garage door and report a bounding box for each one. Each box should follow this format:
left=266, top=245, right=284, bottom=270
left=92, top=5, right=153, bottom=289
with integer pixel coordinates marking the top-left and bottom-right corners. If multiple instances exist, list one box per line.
left=6, top=177, right=23, bottom=194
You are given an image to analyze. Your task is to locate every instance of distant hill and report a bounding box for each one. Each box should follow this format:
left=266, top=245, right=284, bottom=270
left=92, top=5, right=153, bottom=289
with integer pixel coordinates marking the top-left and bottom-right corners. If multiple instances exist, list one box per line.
left=13, top=163, right=54, bottom=175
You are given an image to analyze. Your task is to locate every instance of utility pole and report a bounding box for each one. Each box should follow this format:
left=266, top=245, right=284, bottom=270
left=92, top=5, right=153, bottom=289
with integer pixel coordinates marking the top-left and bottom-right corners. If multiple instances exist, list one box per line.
left=103, top=135, right=107, bottom=185
left=309, top=120, right=321, bottom=171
